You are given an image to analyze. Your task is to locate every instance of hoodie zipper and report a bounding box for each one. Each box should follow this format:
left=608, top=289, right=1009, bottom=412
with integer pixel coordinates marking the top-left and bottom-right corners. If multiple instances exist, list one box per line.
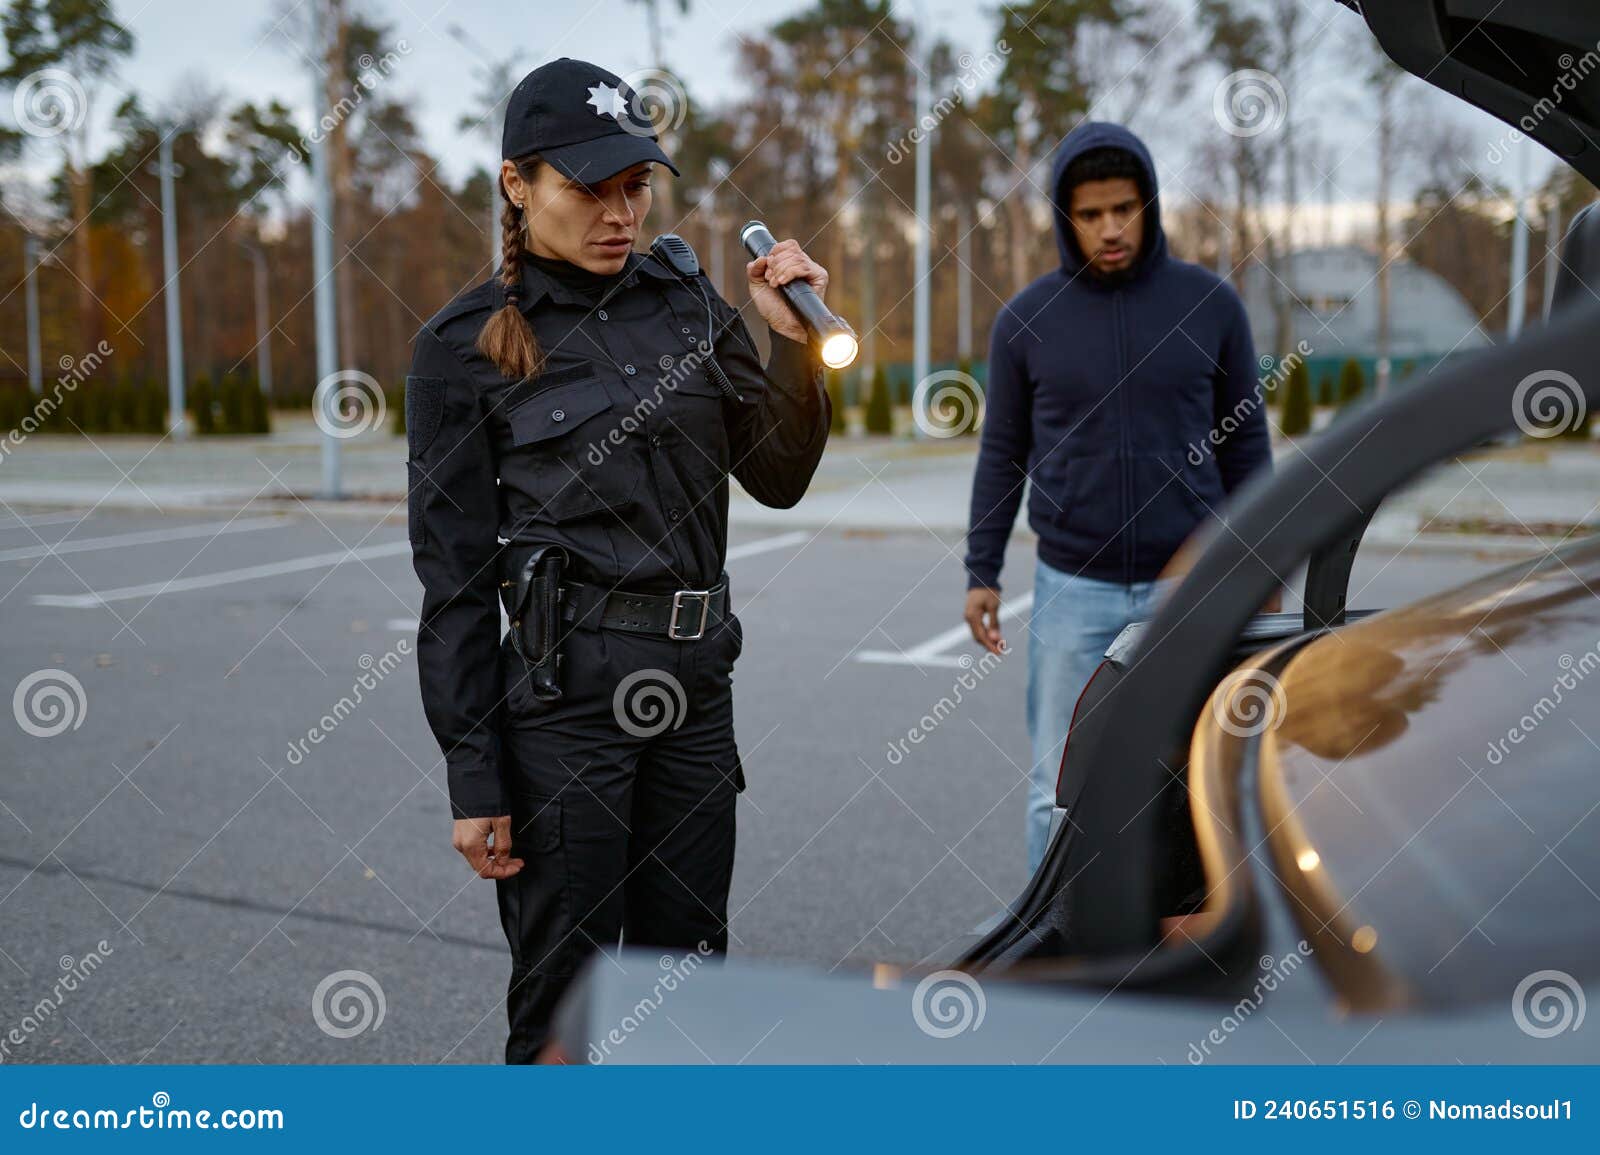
left=1113, top=289, right=1131, bottom=585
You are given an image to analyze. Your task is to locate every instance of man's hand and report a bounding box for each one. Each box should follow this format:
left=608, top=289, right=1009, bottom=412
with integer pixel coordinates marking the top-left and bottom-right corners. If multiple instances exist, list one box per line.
left=746, top=238, right=828, bottom=345
left=452, top=816, right=524, bottom=880
left=964, top=587, right=1006, bottom=656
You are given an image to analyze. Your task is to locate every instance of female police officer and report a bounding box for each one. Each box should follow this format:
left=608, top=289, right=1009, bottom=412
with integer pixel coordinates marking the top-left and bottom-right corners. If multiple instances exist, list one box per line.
left=404, top=58, right=831, bottom=1062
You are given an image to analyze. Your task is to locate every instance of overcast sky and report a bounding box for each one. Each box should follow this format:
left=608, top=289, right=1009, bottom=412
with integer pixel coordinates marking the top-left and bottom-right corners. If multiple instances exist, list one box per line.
left=3, top=0, right=1560, bottom=209
left=93, top=0, right=998, bottom=187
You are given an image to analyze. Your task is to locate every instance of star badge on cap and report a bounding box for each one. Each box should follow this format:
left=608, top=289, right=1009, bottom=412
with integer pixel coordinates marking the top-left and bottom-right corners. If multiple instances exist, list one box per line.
left=586, top=82, right=628, bottom=120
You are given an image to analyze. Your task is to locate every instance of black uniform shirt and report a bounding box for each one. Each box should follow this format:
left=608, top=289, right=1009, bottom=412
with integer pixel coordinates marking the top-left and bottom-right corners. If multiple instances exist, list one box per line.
left=405, top=249, right=831, bottom=818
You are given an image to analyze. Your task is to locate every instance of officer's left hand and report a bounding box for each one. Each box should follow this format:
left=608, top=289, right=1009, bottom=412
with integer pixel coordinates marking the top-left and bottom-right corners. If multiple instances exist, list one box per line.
left=453, top=816, right=525, bottom=880
left=746, top=239, right=829, bottom=345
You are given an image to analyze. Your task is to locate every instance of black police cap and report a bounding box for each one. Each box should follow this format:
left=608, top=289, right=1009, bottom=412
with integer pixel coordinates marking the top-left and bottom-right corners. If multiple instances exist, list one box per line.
left=501, top=57, right=681, bottom=182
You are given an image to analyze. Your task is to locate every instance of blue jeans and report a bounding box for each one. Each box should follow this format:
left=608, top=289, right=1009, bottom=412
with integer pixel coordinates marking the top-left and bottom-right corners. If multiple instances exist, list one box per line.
left=1024, top=558, right=1174, bottom=873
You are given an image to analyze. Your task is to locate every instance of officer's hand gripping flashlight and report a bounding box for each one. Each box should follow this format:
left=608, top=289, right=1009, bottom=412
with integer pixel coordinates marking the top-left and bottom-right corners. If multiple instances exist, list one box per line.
left=739, top=221, right=859, bottom=369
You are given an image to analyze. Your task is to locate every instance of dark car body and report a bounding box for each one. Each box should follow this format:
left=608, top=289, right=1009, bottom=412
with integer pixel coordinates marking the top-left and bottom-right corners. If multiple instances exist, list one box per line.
left=549, top=0, right=1600, bottom=1061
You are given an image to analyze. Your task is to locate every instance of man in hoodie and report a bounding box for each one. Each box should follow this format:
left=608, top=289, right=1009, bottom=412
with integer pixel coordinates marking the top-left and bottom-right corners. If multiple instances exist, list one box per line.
left=963, top=122, right=1275, bottom=873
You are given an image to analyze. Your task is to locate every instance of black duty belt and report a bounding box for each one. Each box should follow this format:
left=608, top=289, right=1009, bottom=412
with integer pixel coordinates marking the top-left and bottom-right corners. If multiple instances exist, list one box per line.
left=558, top=575, right=730, bottom=641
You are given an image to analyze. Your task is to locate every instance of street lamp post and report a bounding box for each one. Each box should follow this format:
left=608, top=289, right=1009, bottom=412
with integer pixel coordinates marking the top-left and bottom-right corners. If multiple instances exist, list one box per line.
left=957, top=204, right=972, bottom=362
left=149, top=129, right=187, bottom=438
left=912, top=0, right=933, bottom=437
left=24, top=234, right=42, bottom=396
left=707, top=158, right=730, bottom=293
left=1507, top=138, right=1529, bottom=341
left=309, top=0, right=342, bottom=498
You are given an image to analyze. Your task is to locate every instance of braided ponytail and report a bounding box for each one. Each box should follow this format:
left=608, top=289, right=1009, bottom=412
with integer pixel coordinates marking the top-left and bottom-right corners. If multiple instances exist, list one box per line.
left=476, top=154, right=544, bottom=380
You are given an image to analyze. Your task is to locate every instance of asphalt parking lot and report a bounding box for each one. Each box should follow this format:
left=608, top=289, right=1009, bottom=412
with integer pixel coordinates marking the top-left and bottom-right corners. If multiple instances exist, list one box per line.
left=0, top=503, right=1522, bottom=1062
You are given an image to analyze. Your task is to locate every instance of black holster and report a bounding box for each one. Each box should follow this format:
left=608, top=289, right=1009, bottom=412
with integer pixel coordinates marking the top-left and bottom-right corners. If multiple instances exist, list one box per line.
left=503, top=545, right=567, bottom=702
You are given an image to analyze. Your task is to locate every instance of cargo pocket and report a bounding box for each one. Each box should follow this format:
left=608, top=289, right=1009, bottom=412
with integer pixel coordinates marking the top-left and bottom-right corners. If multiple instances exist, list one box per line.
left=502, top=791, right=572, bottom=975
left=512, top=792, right=563, bottom=855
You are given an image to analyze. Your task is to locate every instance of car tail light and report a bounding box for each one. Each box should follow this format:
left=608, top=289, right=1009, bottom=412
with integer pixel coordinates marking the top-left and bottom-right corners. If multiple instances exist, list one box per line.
left=1054, top=658, right=1111, bottom=798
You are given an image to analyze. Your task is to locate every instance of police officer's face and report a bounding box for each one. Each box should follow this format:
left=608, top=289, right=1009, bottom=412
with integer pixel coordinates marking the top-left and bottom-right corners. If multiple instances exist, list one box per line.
left=514, top=161, right=654, bottom=274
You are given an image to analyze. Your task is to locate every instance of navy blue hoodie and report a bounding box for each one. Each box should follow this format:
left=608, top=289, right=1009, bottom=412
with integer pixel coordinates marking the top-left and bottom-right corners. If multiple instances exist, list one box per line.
left=964, top=122, right=1271, bottom=590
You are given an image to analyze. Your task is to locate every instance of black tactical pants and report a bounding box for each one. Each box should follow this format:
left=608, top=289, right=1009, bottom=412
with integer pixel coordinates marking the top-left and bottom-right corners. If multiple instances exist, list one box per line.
left=493, top=607, right=745, bottom=1064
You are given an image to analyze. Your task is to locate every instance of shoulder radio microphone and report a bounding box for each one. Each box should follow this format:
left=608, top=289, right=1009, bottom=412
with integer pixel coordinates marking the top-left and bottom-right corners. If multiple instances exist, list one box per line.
left=648, top=233, right=741, bottom=402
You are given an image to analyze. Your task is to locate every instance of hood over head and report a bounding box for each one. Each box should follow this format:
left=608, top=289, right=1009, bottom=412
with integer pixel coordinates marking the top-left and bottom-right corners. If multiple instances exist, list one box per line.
left=1050, top=120, right=1166, bottom=281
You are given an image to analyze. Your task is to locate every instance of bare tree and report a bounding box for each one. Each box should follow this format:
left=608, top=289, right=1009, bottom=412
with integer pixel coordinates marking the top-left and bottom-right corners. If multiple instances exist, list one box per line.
left=1367, top=49, right=1407, bottom=395
left=0, top=0, right=135, bottom=354
left=1265, top=0, right=1306, bottom=363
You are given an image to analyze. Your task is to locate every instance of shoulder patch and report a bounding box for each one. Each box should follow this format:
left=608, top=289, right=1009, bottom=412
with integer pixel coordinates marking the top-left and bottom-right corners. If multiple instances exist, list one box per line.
left=405, top=375, right=447, bottom=456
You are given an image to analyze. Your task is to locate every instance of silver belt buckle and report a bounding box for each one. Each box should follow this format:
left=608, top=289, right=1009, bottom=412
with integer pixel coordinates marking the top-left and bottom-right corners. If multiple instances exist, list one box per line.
left=668, top=588, right=712, bottom=641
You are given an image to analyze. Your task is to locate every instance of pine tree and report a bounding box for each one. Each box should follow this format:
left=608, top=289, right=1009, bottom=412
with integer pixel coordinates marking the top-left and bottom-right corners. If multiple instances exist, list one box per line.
left=1337, top=358, right=1366, bottom=409
left=1316, top=372, right=1335, bottom=407
left=190, top=376, right=215, bottom=434
left=140, top=379, right=167, bottom=433
left=219, top=372, right=247, bottom=433
left=865, top=364, right=893, bottom=435
left=111, top=372, right=140, bottom=432
left=242, top=378, right=270, bottom=434
left=825, top=371, right=846, bottom=434
left=1279, top=359, right=1313, bottom=437
left=957, top=358, right=981, bottom=436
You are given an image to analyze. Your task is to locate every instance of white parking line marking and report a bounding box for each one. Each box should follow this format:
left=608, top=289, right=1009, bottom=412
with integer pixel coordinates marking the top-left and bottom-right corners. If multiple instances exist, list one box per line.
left=0, top=511, right=97, bottom=530
left=725, top=530, right=810, bottom=560
left=30, top=540, right=413, bottom=608
left=384, top=530, right=812, bottom=632
left=0, top=516, right=285, bottom=562
left=854, top=591, right=1034, bottom=669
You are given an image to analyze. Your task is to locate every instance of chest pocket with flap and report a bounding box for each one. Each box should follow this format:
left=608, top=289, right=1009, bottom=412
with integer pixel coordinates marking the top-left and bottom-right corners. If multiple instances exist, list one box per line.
left=504, top=373, right=637, bottom=521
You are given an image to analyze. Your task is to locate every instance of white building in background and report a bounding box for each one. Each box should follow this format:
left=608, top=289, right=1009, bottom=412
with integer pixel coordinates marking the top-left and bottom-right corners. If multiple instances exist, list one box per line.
left=1239, top=245, right=1491, bottom=361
